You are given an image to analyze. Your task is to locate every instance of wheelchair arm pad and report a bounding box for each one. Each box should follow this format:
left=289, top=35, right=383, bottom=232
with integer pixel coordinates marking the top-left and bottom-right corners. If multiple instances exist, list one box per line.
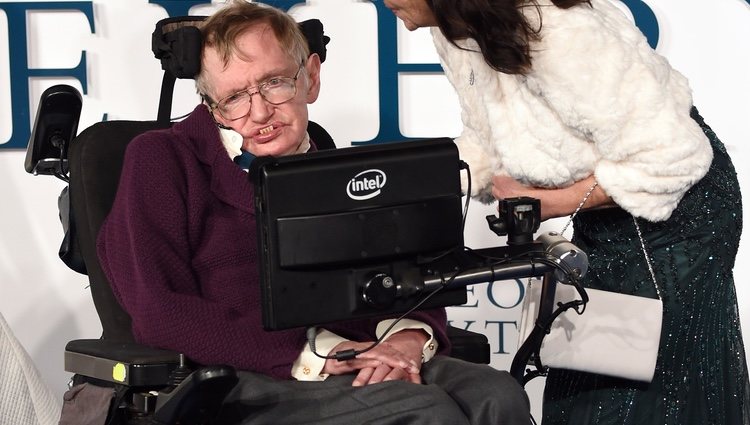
left=65, top=339, right=183, bottom=387
left=446, top=326, right=491, bottom=365
left=66, top=339, right=181, bottom=364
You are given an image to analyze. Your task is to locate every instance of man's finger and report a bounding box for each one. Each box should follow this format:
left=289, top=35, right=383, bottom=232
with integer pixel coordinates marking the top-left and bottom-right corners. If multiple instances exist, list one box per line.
left=367, top=363, right=394, bottom=385
left=352, top=367, right=375, bottom=387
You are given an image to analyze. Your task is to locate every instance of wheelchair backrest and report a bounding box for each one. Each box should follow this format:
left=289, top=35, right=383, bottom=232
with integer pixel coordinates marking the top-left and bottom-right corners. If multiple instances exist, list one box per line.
left=69, top=120, right=169, bottom=342
left=67, top=118, right=335, bottom=342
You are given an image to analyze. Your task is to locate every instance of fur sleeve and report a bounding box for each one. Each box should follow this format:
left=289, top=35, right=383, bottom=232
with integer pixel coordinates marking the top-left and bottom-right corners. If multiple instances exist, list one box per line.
left=528, top=0, right=713, bottom=221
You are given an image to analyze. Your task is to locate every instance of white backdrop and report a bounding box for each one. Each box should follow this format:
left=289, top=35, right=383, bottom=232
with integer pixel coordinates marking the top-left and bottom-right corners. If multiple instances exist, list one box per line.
left=1, top=0, right=749, bottom=422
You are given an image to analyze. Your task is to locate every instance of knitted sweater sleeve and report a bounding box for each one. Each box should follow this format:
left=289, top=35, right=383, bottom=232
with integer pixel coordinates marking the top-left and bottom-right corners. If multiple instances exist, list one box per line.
left=96, top=130, right=311, bottom=379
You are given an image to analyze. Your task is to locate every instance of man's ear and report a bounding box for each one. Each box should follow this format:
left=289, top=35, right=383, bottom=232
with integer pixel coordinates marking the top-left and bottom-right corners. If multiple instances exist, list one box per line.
left=305, top=53, right=322, bottom=103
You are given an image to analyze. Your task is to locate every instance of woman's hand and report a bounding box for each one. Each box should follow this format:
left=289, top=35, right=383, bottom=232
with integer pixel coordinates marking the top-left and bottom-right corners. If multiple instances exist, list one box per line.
left=321, top=329, right=427, bottom=386
left=491, top=175, right=613, bottom=220
left=491, top=175, right=539, bottom=202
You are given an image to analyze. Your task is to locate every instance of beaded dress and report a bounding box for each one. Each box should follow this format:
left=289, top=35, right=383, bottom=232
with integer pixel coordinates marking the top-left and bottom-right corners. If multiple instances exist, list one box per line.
left=543, top=109, right=750, bottom=424
left=428, top=0, right=750, bottom=419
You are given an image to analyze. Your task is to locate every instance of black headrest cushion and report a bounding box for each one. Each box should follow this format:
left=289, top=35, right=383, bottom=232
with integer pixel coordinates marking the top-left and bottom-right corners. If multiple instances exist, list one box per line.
left=152, top=16, right=207, bottom=79
left=151, top=16, right=330, bottom=79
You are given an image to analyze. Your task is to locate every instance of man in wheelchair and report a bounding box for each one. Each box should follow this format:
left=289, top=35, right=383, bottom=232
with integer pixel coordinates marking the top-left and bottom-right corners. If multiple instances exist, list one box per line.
left=94, top=1, right=530, bottom=424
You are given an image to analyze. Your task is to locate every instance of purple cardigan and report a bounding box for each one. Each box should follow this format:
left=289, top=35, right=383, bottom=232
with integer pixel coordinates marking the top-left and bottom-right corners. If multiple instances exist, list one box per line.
left=97, top=105, right=450, bottom=379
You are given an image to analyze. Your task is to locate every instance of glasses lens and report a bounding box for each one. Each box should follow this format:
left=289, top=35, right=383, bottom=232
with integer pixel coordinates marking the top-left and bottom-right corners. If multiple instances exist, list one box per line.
left=261, top=79, right=297, bottom=105
left=217, top=66, right=301, bottom=121
left=219, top=93, right=250, bottom=120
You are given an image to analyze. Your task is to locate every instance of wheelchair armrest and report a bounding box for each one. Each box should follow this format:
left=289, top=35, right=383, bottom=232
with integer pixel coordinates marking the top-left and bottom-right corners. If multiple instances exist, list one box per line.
left=447, top=325, right=491, bottom=364
left=65, top=338, right=181, bottom=387
left=66, top=339, right=238, bottom=424
left=154, top=364, right=239, bottom=425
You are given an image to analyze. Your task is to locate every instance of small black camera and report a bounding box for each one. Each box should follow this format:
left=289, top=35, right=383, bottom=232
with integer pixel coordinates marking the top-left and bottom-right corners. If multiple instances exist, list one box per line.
left=486, top=197, right=541, bottom=245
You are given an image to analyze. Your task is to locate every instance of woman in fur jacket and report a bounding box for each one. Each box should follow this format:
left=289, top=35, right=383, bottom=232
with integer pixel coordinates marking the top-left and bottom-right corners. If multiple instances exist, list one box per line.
left=385, top=0, right=749, bottom=424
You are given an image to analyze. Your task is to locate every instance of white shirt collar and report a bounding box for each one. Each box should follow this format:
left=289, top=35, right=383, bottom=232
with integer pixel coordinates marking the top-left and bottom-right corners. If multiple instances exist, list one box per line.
left=295, top=132, right=312, bottom=155
left=219, top=126, right=243, bottom=160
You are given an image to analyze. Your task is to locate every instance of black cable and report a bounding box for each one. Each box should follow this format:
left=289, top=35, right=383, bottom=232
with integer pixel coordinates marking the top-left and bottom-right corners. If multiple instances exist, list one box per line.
left=460, top=160, right=471, bottom=233
left=53, top=144, right=69, bottom=182
left=307, top=247, right=586, bottom=363
left=307, top=283, right=449, bottom=361
left=170, top=111, right=192, bottom=122
left=53, top=170, right=69, bottom=183
left=452, top=245, right=588, bottom=314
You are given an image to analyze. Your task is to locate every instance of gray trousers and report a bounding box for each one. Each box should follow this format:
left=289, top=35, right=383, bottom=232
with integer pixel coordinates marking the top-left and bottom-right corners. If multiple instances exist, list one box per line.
left=216, top=356, right=531, bottom=424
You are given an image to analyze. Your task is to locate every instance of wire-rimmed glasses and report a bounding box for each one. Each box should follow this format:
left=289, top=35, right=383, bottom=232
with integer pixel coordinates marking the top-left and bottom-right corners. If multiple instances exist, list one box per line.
left=207, top=63, right=304, bottom=121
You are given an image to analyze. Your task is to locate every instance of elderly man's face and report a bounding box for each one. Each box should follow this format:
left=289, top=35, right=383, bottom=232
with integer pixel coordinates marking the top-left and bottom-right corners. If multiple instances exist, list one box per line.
left=203, top=23, right=320, bottom=157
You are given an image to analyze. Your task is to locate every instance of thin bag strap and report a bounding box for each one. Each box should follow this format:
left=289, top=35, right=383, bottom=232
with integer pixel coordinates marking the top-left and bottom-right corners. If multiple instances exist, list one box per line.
left=560, top=179, right=662, bottom=300
left=632, top=217, right=663, bottom=300
left=561, top=181, right=599, bottom=235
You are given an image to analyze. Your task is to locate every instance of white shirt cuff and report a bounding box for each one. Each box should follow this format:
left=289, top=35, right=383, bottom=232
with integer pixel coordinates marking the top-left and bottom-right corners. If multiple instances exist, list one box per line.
left=376, top=319, right=438, bottom=363
left=292, top=329, right=348, bottom=381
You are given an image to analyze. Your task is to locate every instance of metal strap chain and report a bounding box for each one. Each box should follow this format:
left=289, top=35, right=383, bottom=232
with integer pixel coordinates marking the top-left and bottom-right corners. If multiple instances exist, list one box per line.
left=632, top=217, right=662, bottom=300
left=528, top=180, right=600, bottom=288
left=560, top=181, right=599, bottom=235
left=559, top=180, right=662, bottom=300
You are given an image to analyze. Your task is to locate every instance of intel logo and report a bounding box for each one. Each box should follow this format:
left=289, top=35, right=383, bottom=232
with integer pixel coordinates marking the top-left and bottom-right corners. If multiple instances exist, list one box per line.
left=346, top=169, right=387, bottom=201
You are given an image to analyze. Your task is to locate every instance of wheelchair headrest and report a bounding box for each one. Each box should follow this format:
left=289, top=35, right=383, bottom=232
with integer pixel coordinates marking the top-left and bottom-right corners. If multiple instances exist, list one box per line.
left=152, top=16, right=206, bottom=79
left=151, top=15, right=330, bottom=80
left=299, top=19, right=330, bottom=63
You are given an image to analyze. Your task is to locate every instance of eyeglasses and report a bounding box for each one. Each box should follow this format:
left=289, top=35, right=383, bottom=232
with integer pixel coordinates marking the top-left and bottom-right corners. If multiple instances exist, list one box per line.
left=207, top=63, right=304, bottom=121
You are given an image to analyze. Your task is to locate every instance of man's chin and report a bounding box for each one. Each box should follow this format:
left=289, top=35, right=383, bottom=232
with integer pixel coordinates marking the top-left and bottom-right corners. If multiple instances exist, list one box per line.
left=249, top=142, right=296, bottom=158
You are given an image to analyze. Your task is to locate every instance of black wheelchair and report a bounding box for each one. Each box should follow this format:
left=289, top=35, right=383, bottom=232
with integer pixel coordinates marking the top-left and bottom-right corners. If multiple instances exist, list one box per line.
left=25, top=16, right=496, bottom=425
left=25, top=15, right=584, bottom=425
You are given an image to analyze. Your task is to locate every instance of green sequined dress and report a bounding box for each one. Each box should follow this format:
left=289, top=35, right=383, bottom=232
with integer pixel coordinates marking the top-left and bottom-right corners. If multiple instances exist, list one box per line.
left=542, top=108, right=750, bottom=425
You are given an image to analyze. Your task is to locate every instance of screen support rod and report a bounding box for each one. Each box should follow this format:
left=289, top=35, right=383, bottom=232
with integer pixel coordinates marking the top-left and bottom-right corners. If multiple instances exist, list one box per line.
left=422, top=261, right=556, bottom=292
left=422, top=263, right=562, bottom=384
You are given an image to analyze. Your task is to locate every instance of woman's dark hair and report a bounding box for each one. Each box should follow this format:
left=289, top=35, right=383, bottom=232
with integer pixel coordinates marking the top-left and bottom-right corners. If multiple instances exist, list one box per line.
left=429, top=0, right=589, bottom=74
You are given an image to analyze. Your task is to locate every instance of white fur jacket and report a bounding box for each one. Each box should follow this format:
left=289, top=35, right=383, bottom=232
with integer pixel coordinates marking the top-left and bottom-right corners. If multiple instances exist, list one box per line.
left=432, top=0, right=712, bottom=222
